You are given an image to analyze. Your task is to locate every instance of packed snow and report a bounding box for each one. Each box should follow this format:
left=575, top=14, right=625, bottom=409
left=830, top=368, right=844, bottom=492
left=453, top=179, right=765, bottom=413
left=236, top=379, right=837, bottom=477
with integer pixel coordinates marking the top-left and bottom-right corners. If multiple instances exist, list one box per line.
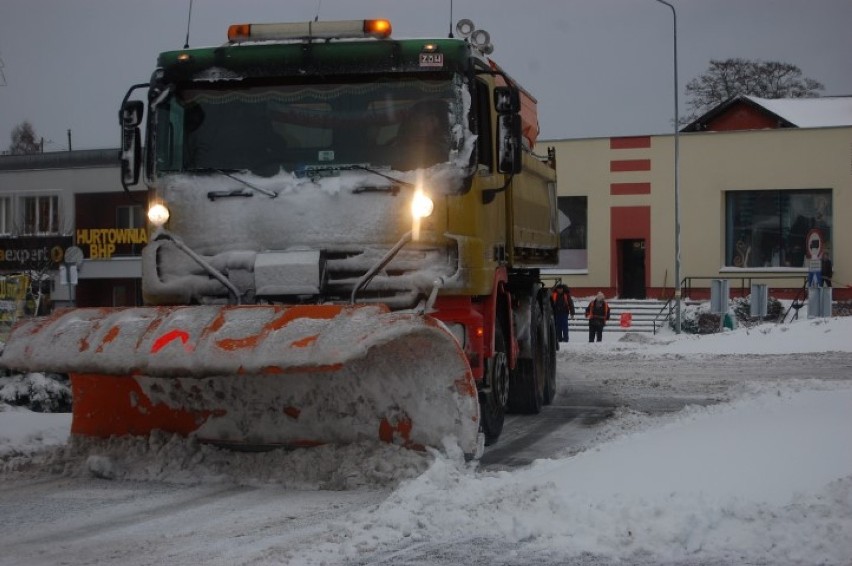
left=2, top=313, right=852, bottom=565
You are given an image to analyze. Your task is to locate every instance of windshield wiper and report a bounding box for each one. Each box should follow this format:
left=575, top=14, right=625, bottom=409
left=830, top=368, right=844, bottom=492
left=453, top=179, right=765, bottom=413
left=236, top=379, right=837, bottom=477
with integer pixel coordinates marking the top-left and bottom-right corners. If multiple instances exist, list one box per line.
left=207, top=189, right=253, bottom=201
left=352, top=185, right=400, bottom=196
left=293, top=163, right=411, bottom=194
left=185, top=168, right=278, bottom=199
left=349, top=164, right=415, bottom=188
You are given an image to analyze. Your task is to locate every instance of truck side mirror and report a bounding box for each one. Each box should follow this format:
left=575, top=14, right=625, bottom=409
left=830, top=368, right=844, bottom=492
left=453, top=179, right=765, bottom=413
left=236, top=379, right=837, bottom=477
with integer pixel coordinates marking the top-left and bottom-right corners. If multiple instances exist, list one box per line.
left=120, top=100, right=144, bottom=187
left=493, top=86, right=523, bottom=175
left=493, top=86, right=520, bottom=114
left=497, top=113, right=522, bottom=174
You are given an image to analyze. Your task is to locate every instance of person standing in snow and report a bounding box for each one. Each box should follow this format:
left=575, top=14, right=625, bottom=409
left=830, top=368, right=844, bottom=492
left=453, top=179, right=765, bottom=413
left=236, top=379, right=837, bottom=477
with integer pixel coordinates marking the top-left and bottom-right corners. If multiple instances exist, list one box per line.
left=551, top=284, right=575, bottom=343
left=585, top=291, right=611, bottom=343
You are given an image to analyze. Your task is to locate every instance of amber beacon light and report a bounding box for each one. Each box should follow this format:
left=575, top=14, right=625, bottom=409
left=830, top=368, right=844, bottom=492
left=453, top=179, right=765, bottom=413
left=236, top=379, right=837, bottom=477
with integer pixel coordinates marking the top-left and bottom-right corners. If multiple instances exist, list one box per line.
left=228, top=19, right=392, bottom=42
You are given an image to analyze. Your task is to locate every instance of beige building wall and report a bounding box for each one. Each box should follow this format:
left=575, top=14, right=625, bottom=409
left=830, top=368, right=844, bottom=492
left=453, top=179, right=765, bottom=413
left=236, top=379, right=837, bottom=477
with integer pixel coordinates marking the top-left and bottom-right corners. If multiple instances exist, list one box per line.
left=537, top=125, right=850, bottom=299
left=0, top=166, right=120, bottom=235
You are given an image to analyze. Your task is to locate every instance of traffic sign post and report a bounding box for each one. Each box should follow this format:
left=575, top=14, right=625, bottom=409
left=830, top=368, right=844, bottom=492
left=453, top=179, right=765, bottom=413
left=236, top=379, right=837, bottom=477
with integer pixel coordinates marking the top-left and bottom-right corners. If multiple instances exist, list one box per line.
left=61, top=246, right=84, bottom=306
left=805, top=229, right=824, bottom=288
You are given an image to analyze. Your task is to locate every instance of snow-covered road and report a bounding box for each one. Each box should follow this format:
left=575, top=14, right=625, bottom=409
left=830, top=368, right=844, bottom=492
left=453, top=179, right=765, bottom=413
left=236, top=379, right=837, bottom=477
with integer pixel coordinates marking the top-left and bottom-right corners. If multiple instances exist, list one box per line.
left=0, top=478, right=386, bottom=565
left=2, top=317, right=852, bottom=565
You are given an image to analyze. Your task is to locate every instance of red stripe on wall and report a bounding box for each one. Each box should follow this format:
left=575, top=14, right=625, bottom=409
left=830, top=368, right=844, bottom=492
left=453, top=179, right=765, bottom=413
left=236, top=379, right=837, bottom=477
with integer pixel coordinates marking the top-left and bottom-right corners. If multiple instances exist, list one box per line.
left=610, top=136, right=651, bottom=149
left=611, top=182, right=651, bottom=195
left=610, top=206, right=651, bottom=293
left=610, top=159, right=651, bottom=172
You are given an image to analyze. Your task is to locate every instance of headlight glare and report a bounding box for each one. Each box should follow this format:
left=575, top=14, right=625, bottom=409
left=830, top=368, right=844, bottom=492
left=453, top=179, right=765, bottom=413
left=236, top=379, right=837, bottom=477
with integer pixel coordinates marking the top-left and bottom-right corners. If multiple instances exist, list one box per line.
left=411, top=190, right=434, bottom=219
left=148, top=203, right=170, bottom=226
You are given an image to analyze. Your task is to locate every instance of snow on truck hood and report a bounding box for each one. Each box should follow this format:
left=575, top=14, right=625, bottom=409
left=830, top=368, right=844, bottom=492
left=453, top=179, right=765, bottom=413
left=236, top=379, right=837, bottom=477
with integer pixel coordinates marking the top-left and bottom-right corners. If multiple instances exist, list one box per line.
left=160, top=152, right=475, bottom=256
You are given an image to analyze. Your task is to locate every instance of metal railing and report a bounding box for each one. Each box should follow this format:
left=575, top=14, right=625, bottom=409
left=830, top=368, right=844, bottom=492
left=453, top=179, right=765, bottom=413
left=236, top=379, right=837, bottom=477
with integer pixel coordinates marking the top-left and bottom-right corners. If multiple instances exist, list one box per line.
left=779, top=281, right=809, bottom=324
left=682, top=275, right=808, bottom=298
left=652, top=275, right=810, bottom=332
left=652, top=286, right=678, bottom=334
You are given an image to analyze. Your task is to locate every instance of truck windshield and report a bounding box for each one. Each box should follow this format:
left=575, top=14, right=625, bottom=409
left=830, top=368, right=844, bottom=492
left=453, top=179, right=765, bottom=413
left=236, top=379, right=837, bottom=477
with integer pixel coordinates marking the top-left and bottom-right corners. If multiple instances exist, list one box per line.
left=154, top=76, right=467, bottom=177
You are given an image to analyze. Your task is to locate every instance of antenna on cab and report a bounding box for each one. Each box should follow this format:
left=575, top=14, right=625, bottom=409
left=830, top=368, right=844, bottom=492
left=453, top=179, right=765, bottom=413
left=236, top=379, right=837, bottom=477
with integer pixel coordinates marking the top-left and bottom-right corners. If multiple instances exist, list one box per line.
left=183, top=0, right=194, bottom=48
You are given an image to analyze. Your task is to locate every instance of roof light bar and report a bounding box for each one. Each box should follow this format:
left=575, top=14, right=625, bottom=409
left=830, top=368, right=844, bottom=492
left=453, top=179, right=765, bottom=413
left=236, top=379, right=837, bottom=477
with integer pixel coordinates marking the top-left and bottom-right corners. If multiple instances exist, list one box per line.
left=227, top=19, right=392, bottom=43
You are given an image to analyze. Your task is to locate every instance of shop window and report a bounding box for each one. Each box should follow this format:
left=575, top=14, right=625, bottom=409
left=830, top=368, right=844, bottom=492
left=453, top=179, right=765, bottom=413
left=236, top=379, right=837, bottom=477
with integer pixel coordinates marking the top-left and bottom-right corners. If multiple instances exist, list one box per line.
left=0, top=197, right=13, bottom=235
left=725, top=189, right=832, bottom=268
left=116, top=205, right=145, bottom=228
left=22, top=195, right=59, bottom=235
left=557, top=196, right=588, bottom=270
left=116, top=204, right=145, bottom=257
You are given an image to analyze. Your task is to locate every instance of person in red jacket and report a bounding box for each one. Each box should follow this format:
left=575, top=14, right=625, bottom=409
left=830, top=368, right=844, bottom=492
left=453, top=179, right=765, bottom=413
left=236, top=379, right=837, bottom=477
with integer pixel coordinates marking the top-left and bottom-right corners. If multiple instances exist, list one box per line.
left=584, top=291, right=611, bottom=342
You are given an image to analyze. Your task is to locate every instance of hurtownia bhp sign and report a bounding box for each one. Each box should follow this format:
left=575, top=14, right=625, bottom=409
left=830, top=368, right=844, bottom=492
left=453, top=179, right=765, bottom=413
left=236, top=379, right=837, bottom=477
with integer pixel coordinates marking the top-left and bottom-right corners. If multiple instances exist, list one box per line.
left=75, top=228, right=148, bottom=259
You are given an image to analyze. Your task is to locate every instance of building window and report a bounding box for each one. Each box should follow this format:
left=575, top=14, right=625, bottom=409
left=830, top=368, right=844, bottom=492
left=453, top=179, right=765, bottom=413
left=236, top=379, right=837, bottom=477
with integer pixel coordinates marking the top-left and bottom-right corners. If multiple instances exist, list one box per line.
left=116, top=204, right=145, bottom=257
left=557, top=196, right=588, bottom=270
left=0, top=197, right=12, bottom=235
left=22, top=195, right=59, bottom=235
left=116, top=205, right=145, bottom=228
left=725, top=189, right=832, bottom=268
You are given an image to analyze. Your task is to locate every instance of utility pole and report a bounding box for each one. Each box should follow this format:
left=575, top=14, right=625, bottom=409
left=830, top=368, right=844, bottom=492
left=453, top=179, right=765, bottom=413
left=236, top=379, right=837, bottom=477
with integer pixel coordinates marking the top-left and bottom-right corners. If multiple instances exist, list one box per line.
left=655, top=0, right=682, bottom=334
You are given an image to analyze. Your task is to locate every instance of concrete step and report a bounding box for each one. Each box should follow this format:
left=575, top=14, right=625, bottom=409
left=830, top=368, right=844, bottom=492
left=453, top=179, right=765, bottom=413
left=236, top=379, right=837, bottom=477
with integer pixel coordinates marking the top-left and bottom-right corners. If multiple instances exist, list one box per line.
left=563, top=298, right=692, bottom=334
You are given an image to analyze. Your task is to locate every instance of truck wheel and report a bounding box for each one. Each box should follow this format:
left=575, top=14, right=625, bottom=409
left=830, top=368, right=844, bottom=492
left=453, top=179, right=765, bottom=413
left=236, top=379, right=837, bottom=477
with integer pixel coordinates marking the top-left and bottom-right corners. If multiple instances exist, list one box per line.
left=539, top=291, right=557, bottom=405
left=507, top=296, right=544, bottom=414
left=479, top=321, right=508, bottom=445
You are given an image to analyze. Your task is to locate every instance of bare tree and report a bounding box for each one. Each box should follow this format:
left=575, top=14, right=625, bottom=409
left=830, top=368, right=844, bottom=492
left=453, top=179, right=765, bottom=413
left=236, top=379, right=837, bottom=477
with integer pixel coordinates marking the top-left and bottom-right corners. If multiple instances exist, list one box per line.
left=685, top=59, right=824, bottom=122
left=9, top=121, right=42, bottom=155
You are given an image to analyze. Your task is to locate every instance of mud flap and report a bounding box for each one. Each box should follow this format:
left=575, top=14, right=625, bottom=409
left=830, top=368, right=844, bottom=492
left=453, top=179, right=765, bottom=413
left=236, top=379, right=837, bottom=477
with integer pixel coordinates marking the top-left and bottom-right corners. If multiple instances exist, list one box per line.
left=0, top=305, right=481, bottom=456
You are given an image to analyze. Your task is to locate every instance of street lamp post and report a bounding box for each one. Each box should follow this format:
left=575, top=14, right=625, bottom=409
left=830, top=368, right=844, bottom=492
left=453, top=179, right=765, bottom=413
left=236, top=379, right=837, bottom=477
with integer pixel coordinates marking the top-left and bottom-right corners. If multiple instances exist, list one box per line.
left=655, top=0, right=682, bottom=333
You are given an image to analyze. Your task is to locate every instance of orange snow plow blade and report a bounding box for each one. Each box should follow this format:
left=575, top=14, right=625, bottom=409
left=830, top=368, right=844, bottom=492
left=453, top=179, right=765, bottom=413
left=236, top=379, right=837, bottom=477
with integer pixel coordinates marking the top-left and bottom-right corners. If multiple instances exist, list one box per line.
left=0, top=304, right=481, bottom=455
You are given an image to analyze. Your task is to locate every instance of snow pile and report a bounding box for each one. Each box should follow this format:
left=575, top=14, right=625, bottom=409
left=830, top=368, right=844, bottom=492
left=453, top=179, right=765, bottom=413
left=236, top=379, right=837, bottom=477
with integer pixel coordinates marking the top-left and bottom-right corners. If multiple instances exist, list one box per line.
left=0, top=372, right=71, bottom=412
left=297, top=384, right=852, bottom=565
left=586, top=315, right=852, bottom=356
left=0, top=408, right=70, bottom=459
left=651, top=316, right=852, bottom=356
left=4, top=432, right=431, bottom=491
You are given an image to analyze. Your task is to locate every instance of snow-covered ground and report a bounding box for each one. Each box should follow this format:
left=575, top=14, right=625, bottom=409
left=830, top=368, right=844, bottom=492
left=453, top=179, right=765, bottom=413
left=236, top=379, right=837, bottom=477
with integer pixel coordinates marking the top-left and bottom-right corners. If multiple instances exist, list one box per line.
left=2, top=315, right=852, bottom=565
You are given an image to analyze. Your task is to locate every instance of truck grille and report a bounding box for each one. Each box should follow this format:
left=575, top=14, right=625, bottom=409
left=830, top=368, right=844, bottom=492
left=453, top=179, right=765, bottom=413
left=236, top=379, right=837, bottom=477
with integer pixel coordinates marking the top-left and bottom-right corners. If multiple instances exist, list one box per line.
left=323, top=246, right=455, bottom=308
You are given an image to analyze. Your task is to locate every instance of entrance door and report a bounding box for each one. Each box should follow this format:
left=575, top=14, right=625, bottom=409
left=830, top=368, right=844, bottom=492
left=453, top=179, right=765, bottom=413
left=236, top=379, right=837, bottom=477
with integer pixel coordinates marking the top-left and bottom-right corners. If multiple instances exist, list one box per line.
left=619, top=239, right=646, bottom=299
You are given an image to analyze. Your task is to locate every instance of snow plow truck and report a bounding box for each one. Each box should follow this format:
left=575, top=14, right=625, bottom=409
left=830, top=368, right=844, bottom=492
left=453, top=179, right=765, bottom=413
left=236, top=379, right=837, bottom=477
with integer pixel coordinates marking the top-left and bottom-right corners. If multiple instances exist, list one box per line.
left=0, top=18, right=559, bottom=458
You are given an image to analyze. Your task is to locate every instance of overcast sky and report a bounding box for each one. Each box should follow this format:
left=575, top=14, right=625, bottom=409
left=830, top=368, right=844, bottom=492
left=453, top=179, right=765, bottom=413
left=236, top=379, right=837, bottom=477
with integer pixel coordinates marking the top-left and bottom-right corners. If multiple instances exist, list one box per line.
left=1, top=0, right=850, bottom=152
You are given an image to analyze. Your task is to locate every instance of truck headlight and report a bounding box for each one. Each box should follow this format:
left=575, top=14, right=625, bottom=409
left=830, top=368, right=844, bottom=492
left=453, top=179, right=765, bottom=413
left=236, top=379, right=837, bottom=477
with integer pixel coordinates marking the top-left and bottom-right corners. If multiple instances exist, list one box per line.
left=148, top=203, right=170, bottom=226
left=411, top=189, right=434, bottom=219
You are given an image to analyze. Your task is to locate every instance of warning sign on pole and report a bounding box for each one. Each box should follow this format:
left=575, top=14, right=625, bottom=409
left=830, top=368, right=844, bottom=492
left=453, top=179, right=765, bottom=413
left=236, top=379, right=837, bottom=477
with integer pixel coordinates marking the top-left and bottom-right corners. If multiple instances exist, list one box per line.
left=806, top=229, right=824, bottom=260
left=805, top=229, right=824, bottom=287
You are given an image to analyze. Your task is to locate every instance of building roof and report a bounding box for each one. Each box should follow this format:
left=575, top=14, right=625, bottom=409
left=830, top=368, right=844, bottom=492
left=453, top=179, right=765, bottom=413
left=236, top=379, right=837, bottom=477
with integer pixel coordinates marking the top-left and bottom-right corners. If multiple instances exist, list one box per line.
left=682, top=95, right=852, bottom=132
left=0, top=149, right=118, bottom=171
left=744, top=95, right=852, bottom=128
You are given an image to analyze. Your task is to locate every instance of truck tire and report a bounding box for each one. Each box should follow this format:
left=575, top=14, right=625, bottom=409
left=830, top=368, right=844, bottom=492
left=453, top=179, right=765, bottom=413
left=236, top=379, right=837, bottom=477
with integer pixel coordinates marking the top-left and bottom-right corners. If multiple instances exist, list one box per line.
left=479, top=320, right=508, bottom=445
left=539, top=290, right=557, bottom=405
left=507, top=295, right=544, bottom=414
